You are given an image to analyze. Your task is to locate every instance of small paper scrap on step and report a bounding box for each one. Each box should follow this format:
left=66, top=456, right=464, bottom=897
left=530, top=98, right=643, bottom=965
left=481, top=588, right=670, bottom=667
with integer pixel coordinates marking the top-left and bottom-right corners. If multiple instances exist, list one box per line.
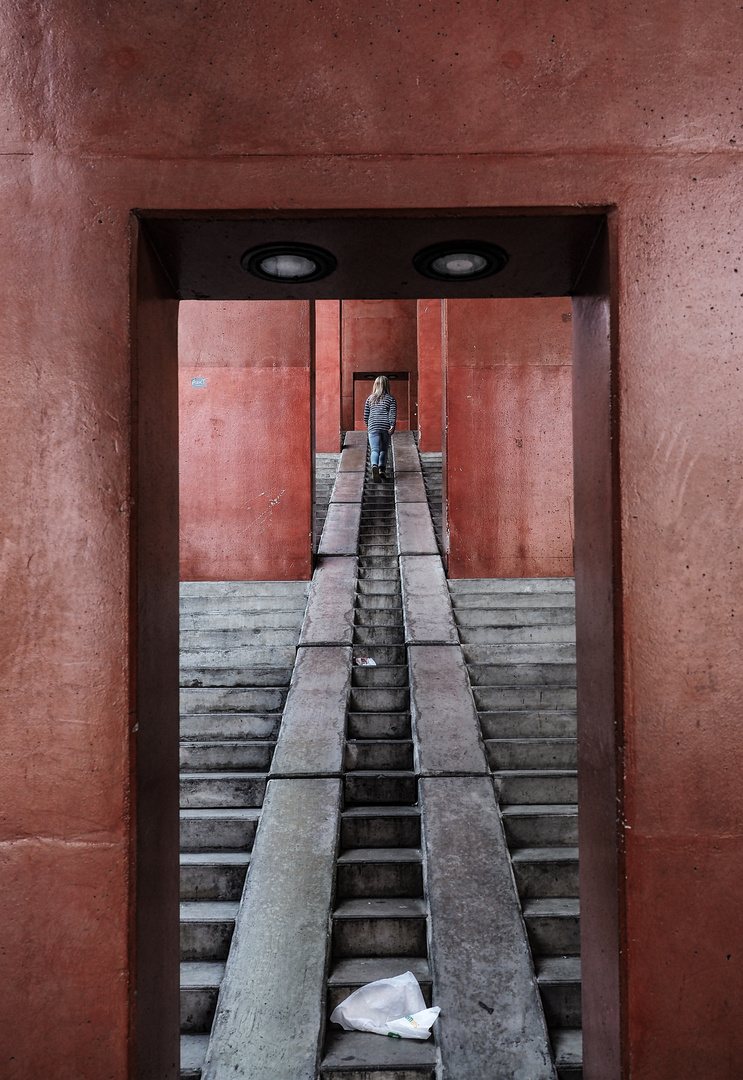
left=329, top=970, right=440, bottom=1040
left=355, top=657, right=376, bottom=666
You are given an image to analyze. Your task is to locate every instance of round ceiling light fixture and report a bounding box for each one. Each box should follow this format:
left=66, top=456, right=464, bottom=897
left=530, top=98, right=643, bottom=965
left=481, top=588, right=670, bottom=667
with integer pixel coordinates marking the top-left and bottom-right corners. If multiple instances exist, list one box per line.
left=413, top=240, right=509, bottom=281
left=241, top=242, right=337, bottom=283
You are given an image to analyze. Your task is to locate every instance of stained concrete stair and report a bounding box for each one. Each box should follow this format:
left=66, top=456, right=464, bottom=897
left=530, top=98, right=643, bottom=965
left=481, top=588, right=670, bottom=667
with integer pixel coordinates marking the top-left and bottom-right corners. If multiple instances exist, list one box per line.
left=179, top=580, right=310, bottom=1079
left=451, top=575, right=582, bottom=1079
left=315, top=452, right=342, bottom=548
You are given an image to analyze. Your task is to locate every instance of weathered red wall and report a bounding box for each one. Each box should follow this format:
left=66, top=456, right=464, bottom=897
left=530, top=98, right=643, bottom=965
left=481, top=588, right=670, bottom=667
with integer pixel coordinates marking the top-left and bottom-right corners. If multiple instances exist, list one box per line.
left=445, top=298, right=574, bottom=578
left=315, top=299, right=342, bottom=452
left=341, top=300, right=417, bottom=431
left=179, top=301, right=312, bottom=581
left=3, top=3, right=743, bottom=1078
left=417, top=300, right=443, bottom=452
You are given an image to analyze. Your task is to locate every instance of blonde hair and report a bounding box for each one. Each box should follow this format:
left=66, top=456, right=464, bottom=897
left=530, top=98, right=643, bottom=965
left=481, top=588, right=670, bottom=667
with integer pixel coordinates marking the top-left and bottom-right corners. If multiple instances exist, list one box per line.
left=370, top=375, right=390, bottom=404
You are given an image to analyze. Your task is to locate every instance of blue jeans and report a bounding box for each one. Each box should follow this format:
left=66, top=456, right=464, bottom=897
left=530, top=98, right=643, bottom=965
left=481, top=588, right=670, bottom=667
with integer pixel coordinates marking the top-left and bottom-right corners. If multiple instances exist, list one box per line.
left=368, top=429, right=390, bottom=468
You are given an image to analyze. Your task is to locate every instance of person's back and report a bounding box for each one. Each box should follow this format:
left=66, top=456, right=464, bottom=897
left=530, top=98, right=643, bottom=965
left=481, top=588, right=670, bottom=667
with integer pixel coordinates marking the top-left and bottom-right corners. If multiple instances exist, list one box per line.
left=363, top=376, right=397, bottom=481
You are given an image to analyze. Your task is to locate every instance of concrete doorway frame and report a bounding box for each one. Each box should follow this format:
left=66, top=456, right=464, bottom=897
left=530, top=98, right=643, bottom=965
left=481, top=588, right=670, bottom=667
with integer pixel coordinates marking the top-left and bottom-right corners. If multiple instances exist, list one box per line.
left=131, top=209, right=622, bottom=1080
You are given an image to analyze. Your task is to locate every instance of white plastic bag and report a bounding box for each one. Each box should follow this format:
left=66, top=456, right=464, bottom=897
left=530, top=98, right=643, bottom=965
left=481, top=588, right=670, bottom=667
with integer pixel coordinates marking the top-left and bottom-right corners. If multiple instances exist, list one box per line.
left=329, top=970, right=440, bottom=1040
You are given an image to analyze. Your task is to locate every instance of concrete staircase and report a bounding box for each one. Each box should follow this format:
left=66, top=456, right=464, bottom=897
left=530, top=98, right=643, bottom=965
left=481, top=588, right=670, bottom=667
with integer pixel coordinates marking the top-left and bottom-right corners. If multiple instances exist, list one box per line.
left=418, top=451, right=443, bottom=556
left=178, top=580, right=310, bottom=1079
left=448, top=577, right=582, bottom=1080
left=314, top=452, right=342, bottom=549
left=321, top=448, right=436, bottom=1077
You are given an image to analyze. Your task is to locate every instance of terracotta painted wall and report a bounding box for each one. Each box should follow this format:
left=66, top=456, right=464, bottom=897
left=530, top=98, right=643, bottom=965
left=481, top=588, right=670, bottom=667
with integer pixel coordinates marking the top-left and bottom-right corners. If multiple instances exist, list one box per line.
left=445, top=298, right=574, bottom=578
left=179, top=301, right=312, bottom=581
left=3, top=3, right=743, bottom=1078
left=341, top=300, right=417, bottom=431
left=417, top=300, right=443, bottom=452
left=315, top=300, right=342, bottom=452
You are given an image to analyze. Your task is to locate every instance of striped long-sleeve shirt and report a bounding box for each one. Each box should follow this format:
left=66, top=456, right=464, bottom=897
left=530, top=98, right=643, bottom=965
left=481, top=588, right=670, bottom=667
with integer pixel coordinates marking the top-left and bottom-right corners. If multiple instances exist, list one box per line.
left=363, top=393, right=397, bottom=433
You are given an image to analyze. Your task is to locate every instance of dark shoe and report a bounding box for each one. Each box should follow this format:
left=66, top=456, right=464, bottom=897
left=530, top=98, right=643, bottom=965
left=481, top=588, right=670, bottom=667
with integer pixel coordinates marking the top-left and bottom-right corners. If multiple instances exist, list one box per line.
left=379, top=468, right=387, bottom=479
left=372, top=464, right=380, bottom=482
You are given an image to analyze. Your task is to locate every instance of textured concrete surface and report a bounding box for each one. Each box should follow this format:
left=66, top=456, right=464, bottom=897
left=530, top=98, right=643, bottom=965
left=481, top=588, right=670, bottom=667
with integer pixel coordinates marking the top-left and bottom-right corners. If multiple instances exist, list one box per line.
left=299, top=557, right=358, bottom=645
left=330, top=470, right=365, bottom=503
left=390, top=431, right=420, bottom=472
left=420, top=776, right=556, bottom=1080
left=270, top=646, right=351, bottom=776
left=318, top=502, right=363, bottom=556
left=400, top=556, right=458, bottom=644
left=394, top=471, right=428, bottom=503
left=409, top=646, right=489, bottom=777
left=202, top=778, right=339, bottom=1080
left=396, top=503, right=438, bottom=556
left=337, top=444, right=367, bottom=472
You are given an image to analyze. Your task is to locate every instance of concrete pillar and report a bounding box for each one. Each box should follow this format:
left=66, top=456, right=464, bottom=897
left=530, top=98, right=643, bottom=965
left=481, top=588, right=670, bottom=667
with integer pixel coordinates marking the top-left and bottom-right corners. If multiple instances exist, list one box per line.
left=179, top=300, right=313, bottom=581
left=417, top=300, right=443, bottom=452
left=444, top=297, right=574, bottom=579
left=315, top=300, right=342, bottom=452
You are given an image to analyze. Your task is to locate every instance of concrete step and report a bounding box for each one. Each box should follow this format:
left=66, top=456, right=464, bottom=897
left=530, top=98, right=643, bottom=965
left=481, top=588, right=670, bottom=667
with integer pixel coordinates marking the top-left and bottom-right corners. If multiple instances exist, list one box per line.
left=456, top=613, right=576, bottom=637
left=347, top=712, right=411, bottom=739
left=345, top=739, right=414, bottom=771
left=462, top=643, right=576, bottom=664
left=180, top=901, right=239, bottom=961
left=184, top=848, right=247, bottom=901
left=180, top=595, right=307, bottom=613
left=180, top=808, right=261, bottom=852
left=180, top=581, right=310, bottom=598
left=468, top=662, right=577, bottom=686
left=553, top=1028, right=583, bottom=1080
left=179, top=773, right=267, bottom=809
left=357, top=556, right=399, bottom=569
left=473, top=685, right=577, bottom=710
left=180, top=687, right=287, bottom=714
left=479, top=710, right=577, bottom=739
left=332, top=897, right=428, bottom=957
left=341, top=806, right=421, bottom=848
left=357, top=567, right=400, bottom=581
left=180, top=852, right=251, bottom=901
left=352, top=644, right=407, bottom=665
left=336, top=848, right=423, bottom=898
left=353, top=625, right=405, bottom=645
left=358, top=544, right=398, bottom=557
left=511, top=846, right=580, bottom=898
left=353, top=610, right=403, bottom=628
left=523, top=897, right=581, bottom=955
left=179, top=665, right=294, bottom=689
left=536, top=956, right=582, bottom=1027
left=451, top=595, right=576, bottom=614
left=179, top=741, right=274, bottom=771
left=485, top=738, right=578, bottom=770
left=494, top=770, right=578, bottom=804
left=326, top=956, right=432, bottom=1011
left=344, top=772, right=418, bottom=806
left=180, top=627, right=301, bottom=648
left=180, top=713, right=280, bottom=742
left=356, top=580, right=401, bottom=596
left=351, top=665, right=408, bottom=688
left=180, top=1033, right=209, bottom=1080
left=459, top=623, right=576, bottom=644
left=354, top=594, right=402, bottom=611
left=178, top=644, right=298, bottom=669
left=448, top=578, right=575, bottom=595
left=501, top=804, right=579, bottom=847
left=349, top=687, right=410, bottom=712
left=180, top=961, right=224, bottom=1034
left=321, top=1030, right=437, bottom=1079
left=181, top=610, right=307, bottom=630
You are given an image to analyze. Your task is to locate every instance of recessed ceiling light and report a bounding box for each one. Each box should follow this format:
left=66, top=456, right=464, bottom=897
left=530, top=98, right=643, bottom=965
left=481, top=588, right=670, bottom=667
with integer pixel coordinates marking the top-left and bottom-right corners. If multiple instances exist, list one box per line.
left=413, top=240, right=508, bottom=281
left=241, top=242, right=337, bottom=283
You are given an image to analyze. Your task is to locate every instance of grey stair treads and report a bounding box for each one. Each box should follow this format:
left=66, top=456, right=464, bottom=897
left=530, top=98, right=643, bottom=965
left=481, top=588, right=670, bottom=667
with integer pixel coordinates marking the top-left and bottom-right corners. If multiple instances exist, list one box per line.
left=451, top=576, right=582, bottom=1077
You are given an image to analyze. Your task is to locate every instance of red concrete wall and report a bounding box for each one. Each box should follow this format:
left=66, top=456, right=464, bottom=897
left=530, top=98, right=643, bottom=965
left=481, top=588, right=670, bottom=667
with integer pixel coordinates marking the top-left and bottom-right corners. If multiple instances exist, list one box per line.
left=179, top=301, right=312, bottom=581
left=315, top=300, right=342, bottom=452
left=417, top=300, right=443, bottom=452
left=341, top=300, right=417, bottom=432
left=3, top=3, right=743, bottom=1078
left=445, top=298, right=574, bottom=578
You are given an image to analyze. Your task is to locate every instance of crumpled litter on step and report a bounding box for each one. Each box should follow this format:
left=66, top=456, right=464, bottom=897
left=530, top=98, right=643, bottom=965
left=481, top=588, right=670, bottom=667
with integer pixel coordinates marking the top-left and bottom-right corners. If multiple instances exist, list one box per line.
left=329, top=970, right=440, bottom=1040
left=355, top=657, right=377, bottom=666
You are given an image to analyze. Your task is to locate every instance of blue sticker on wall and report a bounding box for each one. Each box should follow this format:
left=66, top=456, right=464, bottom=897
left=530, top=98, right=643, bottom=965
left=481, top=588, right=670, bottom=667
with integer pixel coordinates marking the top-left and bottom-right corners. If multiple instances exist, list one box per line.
left=191, top=377, right=207, bottom=388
